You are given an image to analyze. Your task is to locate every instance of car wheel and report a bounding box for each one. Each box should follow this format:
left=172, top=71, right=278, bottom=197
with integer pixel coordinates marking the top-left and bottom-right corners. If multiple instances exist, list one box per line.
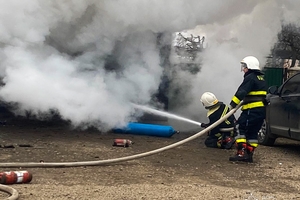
left=258, top=119, right=276, bottom=146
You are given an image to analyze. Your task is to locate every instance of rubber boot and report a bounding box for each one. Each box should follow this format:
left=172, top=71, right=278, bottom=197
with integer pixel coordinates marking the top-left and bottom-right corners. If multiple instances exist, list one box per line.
left=246, top=144, right=255, bottom=163
left=222, top=136, right=235, bottom=149
left=229, top=143, right=252, bottom=162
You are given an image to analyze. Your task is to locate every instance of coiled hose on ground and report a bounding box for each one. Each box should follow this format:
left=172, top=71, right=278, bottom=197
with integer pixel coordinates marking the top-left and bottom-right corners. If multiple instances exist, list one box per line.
left=0, top=102, right=242, bottom=199
left=0, top=184, right=18, bottom=200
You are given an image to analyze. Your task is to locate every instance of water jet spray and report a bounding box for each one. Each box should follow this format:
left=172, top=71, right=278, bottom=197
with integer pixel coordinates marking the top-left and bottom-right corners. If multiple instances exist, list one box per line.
left=132, top=103, right=202, bottom=126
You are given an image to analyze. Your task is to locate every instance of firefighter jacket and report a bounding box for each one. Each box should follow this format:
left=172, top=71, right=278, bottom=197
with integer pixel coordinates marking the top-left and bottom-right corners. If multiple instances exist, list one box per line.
left=206, top=102, right=236, bottom=137
left=230, top=70, right=267, bottom=110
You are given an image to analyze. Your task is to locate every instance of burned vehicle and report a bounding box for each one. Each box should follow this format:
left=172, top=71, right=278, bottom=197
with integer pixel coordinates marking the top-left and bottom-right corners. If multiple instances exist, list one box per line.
left=258, top=72, right=300, bottom=145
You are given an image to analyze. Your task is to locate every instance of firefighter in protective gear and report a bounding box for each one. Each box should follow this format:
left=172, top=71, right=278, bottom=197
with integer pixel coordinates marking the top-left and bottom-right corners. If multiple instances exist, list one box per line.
left=229, top=56, right=267, bottom=162
left=200, top=92, right=236, bottom=149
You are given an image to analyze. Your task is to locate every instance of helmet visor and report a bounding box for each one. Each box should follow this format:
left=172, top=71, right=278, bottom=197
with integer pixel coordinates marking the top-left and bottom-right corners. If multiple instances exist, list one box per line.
left=240, top=62, right=247, bottom=71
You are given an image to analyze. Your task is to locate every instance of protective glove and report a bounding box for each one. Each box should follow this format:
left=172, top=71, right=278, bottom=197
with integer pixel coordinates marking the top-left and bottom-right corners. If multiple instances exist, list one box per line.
left=200, top=123, right=208, bottom=128
left=229, top=102, right=237, bottom=110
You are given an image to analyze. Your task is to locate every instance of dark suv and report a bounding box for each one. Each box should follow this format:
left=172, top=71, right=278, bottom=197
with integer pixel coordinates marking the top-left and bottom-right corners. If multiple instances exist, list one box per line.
left=258, top=72, right=300, bottom=145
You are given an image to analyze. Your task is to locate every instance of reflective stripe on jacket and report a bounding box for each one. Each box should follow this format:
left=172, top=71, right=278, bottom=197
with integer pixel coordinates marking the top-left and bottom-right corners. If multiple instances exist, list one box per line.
left=230, top=70, right=267, bottom=110
left=206, top=103, right=236, bottom=137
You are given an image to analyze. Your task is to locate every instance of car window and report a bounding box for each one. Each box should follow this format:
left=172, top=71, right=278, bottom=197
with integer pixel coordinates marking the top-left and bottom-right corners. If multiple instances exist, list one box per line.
left=281, top=73, right=300, bottom=95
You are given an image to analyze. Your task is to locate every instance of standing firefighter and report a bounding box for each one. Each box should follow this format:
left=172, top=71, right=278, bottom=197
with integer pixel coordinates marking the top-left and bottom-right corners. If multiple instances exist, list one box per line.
left=229, top=56, right=267, bottom=162
left=200, top=92, right=236, bottom=149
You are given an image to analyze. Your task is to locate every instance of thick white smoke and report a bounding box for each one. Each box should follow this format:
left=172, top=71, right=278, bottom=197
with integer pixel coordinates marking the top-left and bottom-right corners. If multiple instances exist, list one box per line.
left=0, top=0, right=299, bottom=130
left=170, top=1, right=300, bottom=127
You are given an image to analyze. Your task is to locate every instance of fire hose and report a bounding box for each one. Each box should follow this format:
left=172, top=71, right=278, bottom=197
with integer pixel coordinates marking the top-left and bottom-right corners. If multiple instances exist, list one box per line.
left=0, top=184, right=18, bottom=200
left=0, top=102, right=242, bottom=168
left=0, top=102, right=242, bottom=199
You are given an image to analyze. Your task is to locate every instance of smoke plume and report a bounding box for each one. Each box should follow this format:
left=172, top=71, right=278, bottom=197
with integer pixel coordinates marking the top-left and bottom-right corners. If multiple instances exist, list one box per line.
left=0, top=0, right=299, bottom=130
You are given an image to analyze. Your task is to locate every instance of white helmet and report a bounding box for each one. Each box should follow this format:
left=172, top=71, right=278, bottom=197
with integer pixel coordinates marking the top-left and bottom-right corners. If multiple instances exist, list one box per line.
left=240, top=56, right=260, bottom=70
left=200, top=92, right=219, bottom=108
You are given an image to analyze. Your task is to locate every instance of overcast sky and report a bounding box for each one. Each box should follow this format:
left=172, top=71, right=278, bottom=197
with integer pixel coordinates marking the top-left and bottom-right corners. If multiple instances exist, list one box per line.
left=0, top=0, right=299, bottom=131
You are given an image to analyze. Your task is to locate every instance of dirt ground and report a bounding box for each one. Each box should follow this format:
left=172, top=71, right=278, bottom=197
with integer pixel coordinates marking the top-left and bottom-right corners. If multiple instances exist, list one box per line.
left=1, top=116, right=300, bottom=200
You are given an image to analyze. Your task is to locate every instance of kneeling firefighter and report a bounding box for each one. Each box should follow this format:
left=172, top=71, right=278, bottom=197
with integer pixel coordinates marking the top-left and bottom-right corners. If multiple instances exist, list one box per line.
left=200, top=92, right=236, bottom=149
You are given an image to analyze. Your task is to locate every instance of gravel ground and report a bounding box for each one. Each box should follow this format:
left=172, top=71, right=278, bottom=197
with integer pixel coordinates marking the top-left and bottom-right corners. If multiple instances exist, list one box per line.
left=1, top=118, right=300, bottom=200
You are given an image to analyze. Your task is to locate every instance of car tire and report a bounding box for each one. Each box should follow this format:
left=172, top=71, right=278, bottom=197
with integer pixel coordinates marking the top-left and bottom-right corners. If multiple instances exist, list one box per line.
left=258, top=119, right=276, bottom=146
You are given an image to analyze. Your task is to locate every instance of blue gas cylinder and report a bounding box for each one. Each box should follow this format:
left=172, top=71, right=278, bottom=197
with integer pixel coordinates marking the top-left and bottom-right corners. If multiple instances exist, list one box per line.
left=113, top=122, right=177, bottom=137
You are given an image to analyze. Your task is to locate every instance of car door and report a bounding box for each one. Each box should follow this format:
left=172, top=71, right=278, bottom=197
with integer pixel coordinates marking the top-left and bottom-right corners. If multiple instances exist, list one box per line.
left=285, top=73, right=300, bottom=140
left=268, top=74, right=300, bottom=137
left=268, top=88, right=289, bottom=137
